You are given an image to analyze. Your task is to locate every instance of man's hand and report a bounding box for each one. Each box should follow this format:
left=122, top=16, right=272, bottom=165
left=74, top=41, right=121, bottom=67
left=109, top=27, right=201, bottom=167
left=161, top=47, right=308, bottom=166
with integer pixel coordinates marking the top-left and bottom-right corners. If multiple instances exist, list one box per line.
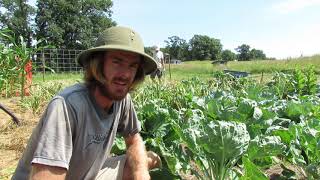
left=124, top=133, right=150, bottom=180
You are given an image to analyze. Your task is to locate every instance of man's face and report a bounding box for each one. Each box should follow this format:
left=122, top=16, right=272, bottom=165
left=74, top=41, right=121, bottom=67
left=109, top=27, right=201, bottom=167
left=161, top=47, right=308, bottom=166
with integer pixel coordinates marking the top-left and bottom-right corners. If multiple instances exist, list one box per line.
left=101, top=50, right=141, bottom=100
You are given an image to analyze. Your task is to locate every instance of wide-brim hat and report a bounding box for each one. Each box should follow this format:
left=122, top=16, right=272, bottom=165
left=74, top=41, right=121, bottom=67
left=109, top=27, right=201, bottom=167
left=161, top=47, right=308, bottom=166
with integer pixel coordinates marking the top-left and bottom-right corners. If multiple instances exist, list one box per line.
left=77, top=26, right=157, bottom=75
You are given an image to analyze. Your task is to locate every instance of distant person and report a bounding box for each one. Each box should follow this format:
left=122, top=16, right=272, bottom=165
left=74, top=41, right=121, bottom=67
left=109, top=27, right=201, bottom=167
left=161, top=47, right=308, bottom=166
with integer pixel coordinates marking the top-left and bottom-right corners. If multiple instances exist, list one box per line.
left=12, top=26, right=161, bottom=180
left=150, top=45, right=164, bottom=81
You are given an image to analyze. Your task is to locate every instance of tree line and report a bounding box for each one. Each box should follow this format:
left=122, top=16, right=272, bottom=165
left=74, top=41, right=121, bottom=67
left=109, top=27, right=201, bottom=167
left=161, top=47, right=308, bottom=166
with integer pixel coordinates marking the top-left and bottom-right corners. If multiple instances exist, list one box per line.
left=0, top=0, right=271, bottom=61
left=151, top=36, right=272, bottom=62
left=0, top=0, right=115, bottom=50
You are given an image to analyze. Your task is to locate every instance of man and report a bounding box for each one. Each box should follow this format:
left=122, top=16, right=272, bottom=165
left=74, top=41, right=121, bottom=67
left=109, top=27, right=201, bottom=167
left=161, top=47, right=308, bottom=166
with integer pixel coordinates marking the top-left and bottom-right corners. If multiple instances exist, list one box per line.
left=12, top=26, right=160, bottom=180
left=150, top=45, right=164, bottom=80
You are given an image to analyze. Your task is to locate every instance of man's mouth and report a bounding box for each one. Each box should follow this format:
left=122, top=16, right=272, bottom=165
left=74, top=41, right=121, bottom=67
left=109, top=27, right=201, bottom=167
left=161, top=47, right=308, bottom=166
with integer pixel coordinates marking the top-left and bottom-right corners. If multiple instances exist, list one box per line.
left=113, top=81, right=127, bottom=87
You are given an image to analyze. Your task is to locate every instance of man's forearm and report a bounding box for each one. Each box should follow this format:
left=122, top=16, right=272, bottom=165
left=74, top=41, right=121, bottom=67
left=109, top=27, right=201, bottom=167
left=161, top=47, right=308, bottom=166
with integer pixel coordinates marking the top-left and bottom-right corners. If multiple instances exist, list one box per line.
left=30, top=164, right=66, bottom=180
left=125, top=133, right=149, bottom=179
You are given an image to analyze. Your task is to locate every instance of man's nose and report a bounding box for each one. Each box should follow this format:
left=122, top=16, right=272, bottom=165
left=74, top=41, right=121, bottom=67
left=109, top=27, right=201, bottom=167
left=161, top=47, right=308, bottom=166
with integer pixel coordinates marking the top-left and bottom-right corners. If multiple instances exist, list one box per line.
left=118, top=66, right=132, bottom=78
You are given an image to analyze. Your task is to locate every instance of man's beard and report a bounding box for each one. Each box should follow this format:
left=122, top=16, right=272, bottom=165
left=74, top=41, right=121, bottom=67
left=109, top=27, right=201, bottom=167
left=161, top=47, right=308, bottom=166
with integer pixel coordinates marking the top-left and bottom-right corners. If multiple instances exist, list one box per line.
left=96, top=79, right=129, bottom=101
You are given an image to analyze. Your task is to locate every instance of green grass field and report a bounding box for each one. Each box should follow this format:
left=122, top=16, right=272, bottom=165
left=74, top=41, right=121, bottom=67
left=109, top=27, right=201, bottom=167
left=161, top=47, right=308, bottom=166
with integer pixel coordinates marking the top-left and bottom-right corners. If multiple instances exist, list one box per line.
left=32, top=54, right=320, bottom=83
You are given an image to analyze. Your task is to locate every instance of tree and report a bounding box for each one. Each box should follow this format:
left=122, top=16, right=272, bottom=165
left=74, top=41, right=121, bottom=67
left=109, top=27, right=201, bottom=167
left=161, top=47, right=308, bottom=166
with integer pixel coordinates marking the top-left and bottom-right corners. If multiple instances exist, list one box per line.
left=164, top=36, right=189, bottom=61
left=144, top=46, right=153, bottom=57
left=209, top=38, right=223, bottom=61
left=189, top=35, right=222, bottom=60
left=0, top=0, right=35, bottom=47
left=250, top=48, right=266, bottom=60
left=35, top=0, right=116, bottom=49
left=235, top=44, right=251, bottom=61
left=221, top=49, right=236, bottom=61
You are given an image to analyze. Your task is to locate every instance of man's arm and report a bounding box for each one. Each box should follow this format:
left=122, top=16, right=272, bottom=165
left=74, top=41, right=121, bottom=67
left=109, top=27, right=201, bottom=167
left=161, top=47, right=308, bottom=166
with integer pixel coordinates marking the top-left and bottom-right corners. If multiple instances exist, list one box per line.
left=125, top=133, right=150, bottom=180
left=161, top=58, right=165, bottom=70
left=30, top=164, right=66, bottom=180
left=161, top=53, right=165, bottom=70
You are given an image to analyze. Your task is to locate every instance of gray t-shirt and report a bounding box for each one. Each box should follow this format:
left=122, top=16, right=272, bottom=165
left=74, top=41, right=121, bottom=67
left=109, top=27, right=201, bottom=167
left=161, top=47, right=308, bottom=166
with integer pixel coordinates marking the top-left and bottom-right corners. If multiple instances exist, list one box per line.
left=12, top=83, right=141, bottom=180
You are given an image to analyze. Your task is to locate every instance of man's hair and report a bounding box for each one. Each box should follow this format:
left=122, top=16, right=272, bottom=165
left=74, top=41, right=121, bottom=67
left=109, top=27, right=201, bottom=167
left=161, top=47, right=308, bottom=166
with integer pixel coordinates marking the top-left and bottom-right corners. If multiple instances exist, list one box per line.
left=83, top=52, right=145, bottom=91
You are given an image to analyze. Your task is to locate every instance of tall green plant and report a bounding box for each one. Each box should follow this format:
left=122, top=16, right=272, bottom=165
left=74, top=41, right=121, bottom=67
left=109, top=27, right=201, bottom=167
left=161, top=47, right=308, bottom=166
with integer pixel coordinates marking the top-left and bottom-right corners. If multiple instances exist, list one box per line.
left=293, top=69, right=305, bottom=96
left=0, top=30, right=46, bottom=98
left=268, top=66, right=318, bottom=99
left=0, top=41, right=17, bottom=96
left=304, top=66, right=317, bottom=95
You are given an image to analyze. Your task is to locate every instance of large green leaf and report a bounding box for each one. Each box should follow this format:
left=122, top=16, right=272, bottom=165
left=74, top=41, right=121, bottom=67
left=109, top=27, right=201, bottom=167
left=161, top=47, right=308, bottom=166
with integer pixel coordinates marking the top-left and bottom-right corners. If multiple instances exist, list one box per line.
left=198, top=121, right=250, bottom=160
left=240, top=157, right=268, bottom=180
left=247, top=135, right=286, bottom=161
left=197, top=120, right=250, bottom=180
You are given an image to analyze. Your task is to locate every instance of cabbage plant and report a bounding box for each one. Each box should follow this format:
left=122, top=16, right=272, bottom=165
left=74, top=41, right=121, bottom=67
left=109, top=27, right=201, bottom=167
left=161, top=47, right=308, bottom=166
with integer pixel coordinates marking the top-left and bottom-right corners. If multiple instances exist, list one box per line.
left=197, top=120, right=250, bottom=180
left=171, top=109, right=251, bottom=180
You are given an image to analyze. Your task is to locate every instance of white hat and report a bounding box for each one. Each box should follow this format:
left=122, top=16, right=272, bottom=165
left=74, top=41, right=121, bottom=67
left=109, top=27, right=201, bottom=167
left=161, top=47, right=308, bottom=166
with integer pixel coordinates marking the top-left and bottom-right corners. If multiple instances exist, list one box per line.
left=154, top=45, right=160, bottom=51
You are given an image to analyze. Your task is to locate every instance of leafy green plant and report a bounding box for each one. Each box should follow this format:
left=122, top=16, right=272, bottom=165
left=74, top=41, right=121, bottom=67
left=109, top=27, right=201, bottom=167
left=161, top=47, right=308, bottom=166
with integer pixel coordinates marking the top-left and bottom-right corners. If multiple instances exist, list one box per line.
left=293, top=68, right=305, bottom=95
left=304, top=66, right=317, bottom=95
left=268, top=66, right=318, bottom=99
left=125, top=72, right=320, bottom=179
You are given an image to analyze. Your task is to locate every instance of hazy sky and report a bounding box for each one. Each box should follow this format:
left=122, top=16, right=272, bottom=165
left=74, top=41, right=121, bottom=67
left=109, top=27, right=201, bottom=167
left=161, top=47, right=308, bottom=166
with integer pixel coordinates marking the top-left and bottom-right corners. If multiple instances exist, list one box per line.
left=26, top=0, right=320, bottom=59
left=112, top=0, right=320, bottom=59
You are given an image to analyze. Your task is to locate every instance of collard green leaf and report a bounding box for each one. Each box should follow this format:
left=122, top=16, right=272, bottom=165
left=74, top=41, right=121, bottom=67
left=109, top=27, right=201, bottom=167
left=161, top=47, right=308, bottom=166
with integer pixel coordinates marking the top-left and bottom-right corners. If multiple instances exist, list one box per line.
left=272, top=117, right=292, bottom=128
left=306, top=163, right=320, bottom=179
left=268, top=126, right=292, bottom=145
left=198, top=121, right=250, bottom=166
left=282, top=101, right=307, bottom=122
left=111, top=137, right=126, bottom=155
left=247, top=135, right=286, bottom=161
left=238, top=98, right=257, bottom=115
left=240, top=157, right=268, bottom=180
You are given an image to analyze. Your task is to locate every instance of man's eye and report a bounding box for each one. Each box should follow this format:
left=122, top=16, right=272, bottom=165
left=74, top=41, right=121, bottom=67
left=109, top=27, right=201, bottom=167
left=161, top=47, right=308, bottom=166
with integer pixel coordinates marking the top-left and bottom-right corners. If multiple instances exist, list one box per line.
left=112, top=60, right=121, bottom=64
left=130, top=64, right=139, bottom=69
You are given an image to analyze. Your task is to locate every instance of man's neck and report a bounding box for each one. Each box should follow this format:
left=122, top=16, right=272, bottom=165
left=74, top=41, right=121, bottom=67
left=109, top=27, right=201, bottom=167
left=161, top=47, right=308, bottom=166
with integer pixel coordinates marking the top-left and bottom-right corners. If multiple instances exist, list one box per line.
left=92, top=87, right=113, bottom=112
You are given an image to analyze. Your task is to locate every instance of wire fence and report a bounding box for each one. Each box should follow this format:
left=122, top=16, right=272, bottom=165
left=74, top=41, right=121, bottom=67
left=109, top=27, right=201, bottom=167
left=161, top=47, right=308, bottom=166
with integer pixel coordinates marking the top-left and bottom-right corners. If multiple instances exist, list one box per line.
left=33, top=48, right=83, bottom=73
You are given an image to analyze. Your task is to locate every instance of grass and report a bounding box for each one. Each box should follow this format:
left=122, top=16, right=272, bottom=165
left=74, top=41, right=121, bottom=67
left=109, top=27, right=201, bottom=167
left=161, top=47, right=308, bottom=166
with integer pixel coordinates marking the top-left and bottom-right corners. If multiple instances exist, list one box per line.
left=0, top=166, right=16, bottom=180
left=164, top=54, right=320, bottom=81
left=30, top=54, right=320, bottom=82
left=219, top=54, right=320, bottom=74
left=33, top=72, right=82, bottom=84
left=164, top=61, right=216, bottom=80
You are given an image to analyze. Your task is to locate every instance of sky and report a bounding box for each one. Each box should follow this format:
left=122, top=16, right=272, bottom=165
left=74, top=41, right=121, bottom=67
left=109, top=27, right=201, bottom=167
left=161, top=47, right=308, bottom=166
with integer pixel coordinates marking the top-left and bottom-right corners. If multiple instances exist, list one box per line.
left=112, top=0, right=320, bottom=59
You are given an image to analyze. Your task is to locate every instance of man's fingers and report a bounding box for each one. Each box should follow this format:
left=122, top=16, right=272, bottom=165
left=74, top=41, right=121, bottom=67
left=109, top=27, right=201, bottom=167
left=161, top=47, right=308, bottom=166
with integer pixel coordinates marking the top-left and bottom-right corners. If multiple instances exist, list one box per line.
left=147, top=151, right=162, bottom=169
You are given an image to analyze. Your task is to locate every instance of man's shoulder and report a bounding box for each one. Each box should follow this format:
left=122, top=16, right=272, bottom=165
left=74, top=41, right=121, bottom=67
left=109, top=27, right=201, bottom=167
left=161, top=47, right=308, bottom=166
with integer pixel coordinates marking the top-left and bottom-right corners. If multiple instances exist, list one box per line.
left=58, top=83, right=87, bottom=98
left=157, top=51, right=164, bottom=55
left=56, top=83, right=89, bottom=105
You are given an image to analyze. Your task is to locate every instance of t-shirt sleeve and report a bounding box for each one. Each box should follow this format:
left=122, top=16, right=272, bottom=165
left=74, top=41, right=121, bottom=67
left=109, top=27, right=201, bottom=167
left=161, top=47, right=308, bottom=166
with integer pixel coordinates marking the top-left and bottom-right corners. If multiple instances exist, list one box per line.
left=31, top=96, right=73, bottom=169
left=117, top=95, right=141, bottom=137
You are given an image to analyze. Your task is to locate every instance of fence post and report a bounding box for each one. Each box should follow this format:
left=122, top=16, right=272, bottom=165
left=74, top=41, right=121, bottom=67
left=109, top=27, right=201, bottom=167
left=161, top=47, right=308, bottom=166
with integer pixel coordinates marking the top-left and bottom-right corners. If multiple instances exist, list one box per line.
left=42, top=51, right=45, bottom=81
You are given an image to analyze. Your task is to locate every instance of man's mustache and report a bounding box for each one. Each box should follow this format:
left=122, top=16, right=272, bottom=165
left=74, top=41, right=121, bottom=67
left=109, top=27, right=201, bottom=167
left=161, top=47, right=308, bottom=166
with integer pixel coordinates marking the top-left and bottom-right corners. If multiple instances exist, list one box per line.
left=112, top=77, right=130, bottom=84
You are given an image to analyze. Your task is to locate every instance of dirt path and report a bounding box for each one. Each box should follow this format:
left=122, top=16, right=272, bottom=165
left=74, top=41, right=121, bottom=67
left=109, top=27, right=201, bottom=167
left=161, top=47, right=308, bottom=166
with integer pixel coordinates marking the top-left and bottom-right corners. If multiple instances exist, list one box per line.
left=0, top=97, right=40, bottom=179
